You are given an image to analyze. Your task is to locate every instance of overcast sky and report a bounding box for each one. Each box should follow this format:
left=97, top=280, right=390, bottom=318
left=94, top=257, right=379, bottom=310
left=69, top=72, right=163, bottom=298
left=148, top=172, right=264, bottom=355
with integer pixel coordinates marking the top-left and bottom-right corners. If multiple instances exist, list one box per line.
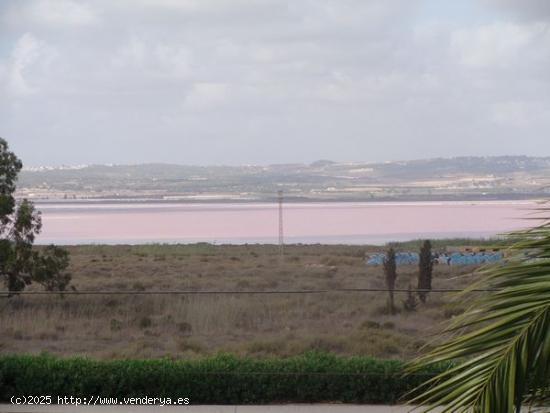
left=1, top=0, right=550, bottom=166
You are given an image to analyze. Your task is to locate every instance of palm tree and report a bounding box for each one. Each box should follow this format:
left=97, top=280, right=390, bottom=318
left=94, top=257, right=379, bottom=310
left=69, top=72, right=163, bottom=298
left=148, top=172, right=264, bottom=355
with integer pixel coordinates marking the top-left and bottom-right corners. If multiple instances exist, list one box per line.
left=407, top=219, right=550, bottom=412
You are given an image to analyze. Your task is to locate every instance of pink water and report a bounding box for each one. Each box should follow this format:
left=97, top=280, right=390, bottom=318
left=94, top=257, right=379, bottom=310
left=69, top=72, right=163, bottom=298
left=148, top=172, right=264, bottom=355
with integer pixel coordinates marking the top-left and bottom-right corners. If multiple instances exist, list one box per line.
left=35, top=201, right=541, bottom=245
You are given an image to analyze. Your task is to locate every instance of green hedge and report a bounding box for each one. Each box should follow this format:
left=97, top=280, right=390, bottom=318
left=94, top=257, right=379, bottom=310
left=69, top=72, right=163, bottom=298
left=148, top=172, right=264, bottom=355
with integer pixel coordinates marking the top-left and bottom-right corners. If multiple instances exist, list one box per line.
left=0, top=353, right=444, bottom=404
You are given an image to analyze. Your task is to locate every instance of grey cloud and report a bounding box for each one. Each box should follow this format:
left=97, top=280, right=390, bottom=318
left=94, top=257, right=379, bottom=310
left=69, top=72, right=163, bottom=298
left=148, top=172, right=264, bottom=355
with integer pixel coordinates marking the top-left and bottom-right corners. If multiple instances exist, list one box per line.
left=482, top=0, right=550, bottom=21
left=0, top=0, right=550, bottom=166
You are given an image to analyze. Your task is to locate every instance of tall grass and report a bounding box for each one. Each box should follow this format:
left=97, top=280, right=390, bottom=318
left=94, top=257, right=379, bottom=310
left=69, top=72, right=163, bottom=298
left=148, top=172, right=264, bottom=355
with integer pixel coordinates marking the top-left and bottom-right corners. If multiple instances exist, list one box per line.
left=1, top=243, right=481, bottom=359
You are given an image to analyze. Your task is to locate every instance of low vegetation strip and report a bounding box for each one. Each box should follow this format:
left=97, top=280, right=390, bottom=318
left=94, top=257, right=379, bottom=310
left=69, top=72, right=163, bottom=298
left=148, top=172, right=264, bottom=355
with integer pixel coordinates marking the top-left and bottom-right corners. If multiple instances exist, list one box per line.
left=1, top=243, right=482, bottom=360
left=0, top=353, right=445, bottom=404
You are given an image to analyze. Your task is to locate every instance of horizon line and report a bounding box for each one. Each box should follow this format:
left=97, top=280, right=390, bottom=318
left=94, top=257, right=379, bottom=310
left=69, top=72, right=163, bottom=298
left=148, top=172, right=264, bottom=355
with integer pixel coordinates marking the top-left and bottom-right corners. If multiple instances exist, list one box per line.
left=20, top=154, right=550, bottom=171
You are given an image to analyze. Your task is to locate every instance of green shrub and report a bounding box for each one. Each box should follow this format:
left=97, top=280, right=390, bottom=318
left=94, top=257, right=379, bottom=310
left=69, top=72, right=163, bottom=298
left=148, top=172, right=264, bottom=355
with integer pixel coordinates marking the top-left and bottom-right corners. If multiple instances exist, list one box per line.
left=177, top=322, right=192, bottom=334
left=382, top=322, right=395, bottom=330
left=177, top=339, right=205, bottom=354
left=0, top=353, right=445, bottom=404
left=109, top=319, right=122, bottom=332
left=360, top=320, right=381, bottom=329
left=138, top=317, right=152, bottom=329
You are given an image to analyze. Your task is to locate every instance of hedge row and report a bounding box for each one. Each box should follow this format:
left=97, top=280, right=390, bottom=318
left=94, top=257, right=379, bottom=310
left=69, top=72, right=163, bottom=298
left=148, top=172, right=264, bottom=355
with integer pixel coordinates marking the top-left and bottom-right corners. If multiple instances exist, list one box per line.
left=0, top=353, right=445, bottom=404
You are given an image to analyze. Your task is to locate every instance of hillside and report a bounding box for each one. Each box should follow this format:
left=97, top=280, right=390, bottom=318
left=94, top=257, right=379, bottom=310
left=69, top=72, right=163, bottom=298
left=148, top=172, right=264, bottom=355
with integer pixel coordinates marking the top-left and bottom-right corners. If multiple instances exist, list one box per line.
left=16, top=156, right=550, bottom=202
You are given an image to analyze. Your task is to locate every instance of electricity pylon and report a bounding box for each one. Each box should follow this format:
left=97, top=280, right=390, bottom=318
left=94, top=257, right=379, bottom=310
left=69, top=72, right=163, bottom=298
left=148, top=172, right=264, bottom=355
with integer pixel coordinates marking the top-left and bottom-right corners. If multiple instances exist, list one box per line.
left=278, top=190, right=284, bottom=259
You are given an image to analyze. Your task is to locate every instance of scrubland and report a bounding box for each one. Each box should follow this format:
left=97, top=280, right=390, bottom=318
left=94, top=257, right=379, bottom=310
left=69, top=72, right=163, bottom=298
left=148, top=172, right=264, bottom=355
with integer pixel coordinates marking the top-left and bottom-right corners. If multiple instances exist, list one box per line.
left=0, top=243, right=482, bottom=360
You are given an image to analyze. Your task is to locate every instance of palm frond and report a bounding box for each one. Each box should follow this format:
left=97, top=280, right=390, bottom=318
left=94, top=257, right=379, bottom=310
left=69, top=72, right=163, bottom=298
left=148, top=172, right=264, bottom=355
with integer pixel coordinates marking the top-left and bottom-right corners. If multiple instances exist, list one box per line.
left=407, top=215, right=550, bottom=413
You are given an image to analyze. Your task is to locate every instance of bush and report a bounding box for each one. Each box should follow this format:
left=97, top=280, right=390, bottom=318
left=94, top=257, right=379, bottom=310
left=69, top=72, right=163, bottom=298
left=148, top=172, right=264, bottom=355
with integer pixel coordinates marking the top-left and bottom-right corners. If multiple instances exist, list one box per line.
left=382, top=322, right=395, bottom=330
left=138, top=317, right=152, bottom=329
left=109, top=319, right=122, bottom=332
left=360, top=320, right=381, bottom=329
left=0, top=353, right=446, bottom=404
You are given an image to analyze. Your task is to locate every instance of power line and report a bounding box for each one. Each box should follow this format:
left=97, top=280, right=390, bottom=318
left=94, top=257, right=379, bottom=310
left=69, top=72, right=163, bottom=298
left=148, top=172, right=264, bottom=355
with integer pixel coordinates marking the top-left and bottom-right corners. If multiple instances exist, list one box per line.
left=0, top=287, right=500, bottom=296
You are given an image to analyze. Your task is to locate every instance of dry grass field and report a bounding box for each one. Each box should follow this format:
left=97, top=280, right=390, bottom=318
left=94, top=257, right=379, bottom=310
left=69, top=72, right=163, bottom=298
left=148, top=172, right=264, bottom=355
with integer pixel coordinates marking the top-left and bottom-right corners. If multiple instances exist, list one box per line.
left=0, top=243, right=484, bottom=360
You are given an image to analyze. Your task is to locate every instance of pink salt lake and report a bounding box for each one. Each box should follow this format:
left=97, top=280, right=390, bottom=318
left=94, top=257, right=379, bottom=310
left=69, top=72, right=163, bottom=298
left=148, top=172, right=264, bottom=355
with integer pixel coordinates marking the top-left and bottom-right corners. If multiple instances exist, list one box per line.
left=35, top=201, right=542, bottom=245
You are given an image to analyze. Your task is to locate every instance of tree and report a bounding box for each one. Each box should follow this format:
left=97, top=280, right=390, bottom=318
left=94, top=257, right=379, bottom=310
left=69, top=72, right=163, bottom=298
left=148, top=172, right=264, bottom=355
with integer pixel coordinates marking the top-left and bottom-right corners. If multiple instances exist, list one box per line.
left=0, top=138, right=70, bottom=294
left=403, top=283, right=418, bottom=312
left=383, top=247, right=398, bottom=314
left=417, top=239, right=433, bottom=303
left=408, top=222, right=550, bottom=412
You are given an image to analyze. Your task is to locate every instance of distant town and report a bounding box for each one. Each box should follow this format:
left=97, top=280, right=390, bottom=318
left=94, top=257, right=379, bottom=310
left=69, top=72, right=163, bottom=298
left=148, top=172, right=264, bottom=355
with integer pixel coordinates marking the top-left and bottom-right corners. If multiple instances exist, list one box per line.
left=17, top=156, right=550, bottom=202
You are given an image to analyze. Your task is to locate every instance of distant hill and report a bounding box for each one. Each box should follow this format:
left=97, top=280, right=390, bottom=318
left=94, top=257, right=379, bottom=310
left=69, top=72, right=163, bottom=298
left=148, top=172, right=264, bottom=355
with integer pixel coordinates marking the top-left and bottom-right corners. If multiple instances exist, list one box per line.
left=17, top=156, right=550, bottom=202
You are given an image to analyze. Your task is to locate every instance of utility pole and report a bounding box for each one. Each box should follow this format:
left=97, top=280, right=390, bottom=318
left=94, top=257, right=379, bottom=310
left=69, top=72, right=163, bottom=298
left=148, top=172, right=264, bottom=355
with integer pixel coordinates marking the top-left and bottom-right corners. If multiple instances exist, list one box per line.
left=278, top=190, right=284, bottom=259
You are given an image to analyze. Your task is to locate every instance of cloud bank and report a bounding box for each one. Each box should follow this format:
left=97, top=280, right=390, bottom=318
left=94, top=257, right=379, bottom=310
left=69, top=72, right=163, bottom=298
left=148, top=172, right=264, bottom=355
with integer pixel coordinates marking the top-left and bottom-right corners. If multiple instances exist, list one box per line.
left=1, top=0, right=549, bottom=165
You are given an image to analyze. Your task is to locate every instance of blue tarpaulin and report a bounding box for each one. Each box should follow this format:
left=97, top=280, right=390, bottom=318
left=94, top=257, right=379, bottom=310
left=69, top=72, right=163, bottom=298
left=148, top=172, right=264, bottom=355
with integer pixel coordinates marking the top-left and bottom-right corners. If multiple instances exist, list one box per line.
left=366, top=251, right=503, bottom=266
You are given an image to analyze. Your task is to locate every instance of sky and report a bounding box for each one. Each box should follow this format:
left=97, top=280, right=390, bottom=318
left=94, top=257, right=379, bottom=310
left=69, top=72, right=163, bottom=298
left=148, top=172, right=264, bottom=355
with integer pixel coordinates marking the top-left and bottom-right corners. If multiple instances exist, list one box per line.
left=1, top=0, right=550, bottom=166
